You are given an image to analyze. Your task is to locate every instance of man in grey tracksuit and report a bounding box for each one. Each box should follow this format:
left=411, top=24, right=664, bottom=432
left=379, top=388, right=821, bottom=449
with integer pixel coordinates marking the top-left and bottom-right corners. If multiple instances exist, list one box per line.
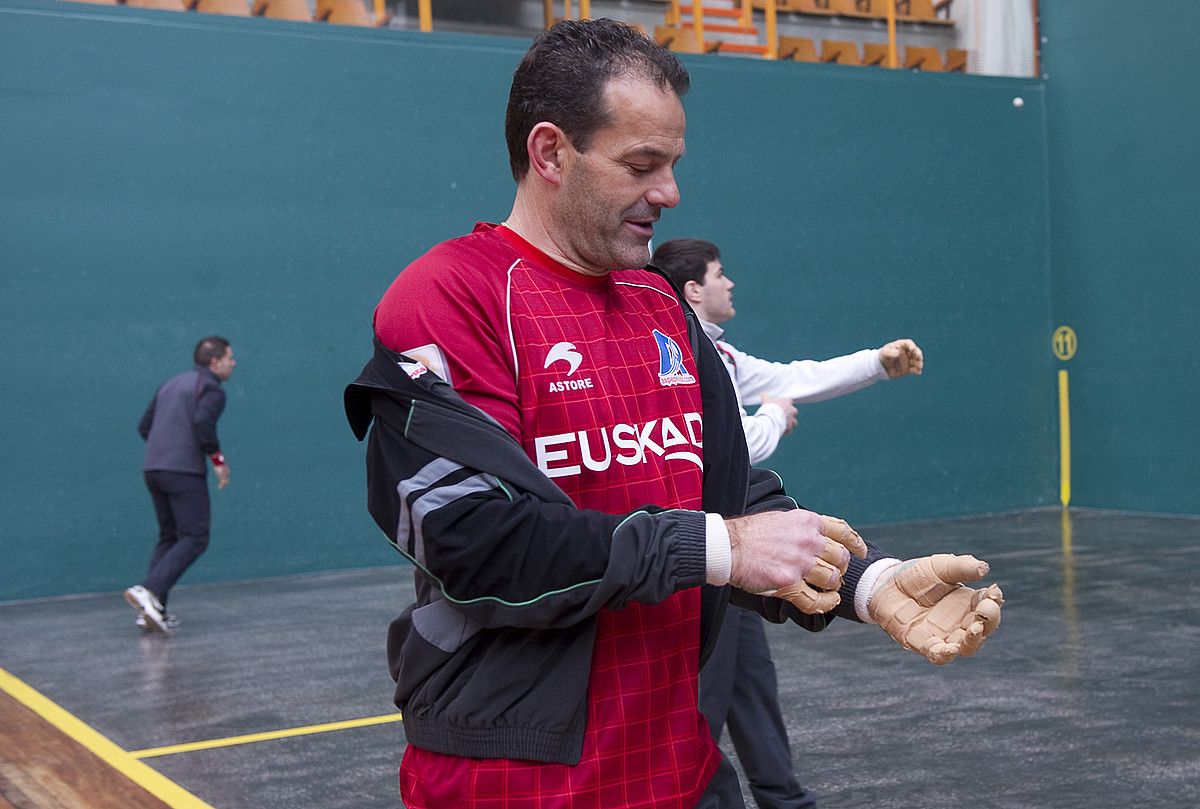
left=124, top=335, right=236, bottom=634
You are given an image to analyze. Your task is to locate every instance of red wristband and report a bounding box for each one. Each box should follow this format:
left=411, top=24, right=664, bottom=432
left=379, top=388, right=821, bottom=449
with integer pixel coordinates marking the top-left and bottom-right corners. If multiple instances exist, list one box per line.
left=210, top=452, right=226, bottom=467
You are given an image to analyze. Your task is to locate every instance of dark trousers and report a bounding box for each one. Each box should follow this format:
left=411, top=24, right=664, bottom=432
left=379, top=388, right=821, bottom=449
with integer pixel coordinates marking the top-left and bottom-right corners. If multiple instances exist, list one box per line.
left=700, top=606, right=817, bottom=809
left=696, top=755, right=748, bottom=808
left=142, top=470, right=210, bottom=607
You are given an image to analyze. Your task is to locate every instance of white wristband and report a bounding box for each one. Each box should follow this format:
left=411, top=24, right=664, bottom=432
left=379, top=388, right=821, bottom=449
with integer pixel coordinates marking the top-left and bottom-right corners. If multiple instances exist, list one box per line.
left=854, top=558, right=904, bottom=623
left=705, top=513, right=732, bottom=585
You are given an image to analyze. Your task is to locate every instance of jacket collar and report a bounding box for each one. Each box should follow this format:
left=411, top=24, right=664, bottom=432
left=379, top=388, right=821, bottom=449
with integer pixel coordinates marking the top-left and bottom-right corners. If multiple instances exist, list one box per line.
left=699, top=319, right=724, bottom=343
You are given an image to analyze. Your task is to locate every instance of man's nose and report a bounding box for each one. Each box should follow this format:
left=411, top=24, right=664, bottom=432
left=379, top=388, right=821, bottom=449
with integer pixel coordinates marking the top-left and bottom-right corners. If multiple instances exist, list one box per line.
left=646, top=169, right=680, bottom=209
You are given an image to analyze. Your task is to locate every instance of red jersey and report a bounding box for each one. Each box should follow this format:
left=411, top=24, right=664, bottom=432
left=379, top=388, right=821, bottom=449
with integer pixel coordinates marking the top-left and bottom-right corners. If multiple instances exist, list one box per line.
left=374, top=223, right=720, bottom=808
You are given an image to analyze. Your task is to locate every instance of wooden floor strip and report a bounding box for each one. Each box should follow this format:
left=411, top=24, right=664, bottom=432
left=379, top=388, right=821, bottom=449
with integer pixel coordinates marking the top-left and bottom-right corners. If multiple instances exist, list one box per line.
left=0, top=668, right=213, bottom=809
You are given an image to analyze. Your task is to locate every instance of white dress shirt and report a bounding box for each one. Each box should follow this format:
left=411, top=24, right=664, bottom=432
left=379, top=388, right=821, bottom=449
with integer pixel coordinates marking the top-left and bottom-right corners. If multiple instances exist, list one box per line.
left=701, top=319, right=888, bottom=465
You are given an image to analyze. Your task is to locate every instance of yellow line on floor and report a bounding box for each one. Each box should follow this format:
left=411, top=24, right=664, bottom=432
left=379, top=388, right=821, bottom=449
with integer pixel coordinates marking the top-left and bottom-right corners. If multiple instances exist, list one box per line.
left=0, top=666, right=216, bottom=809
left=130, top=712, right=404, bottom=758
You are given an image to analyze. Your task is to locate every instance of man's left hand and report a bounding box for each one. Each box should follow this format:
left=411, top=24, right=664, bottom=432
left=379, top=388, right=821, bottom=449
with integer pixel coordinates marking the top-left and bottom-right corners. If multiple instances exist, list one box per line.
left=868, top=554, right=1003, bottom=664
left=879, top=339, right=924, bottom=379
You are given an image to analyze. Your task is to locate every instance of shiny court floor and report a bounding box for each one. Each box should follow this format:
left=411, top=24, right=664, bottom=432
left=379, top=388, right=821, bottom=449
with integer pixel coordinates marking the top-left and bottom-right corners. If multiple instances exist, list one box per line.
left=1, top=508, right=1197, bottom=808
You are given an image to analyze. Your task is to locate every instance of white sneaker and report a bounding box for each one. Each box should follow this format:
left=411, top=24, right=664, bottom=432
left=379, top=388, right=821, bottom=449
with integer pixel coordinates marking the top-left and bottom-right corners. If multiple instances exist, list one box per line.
left=124, top=585, right=171, bottom=634
left=136, top=612, right=180, bottom=631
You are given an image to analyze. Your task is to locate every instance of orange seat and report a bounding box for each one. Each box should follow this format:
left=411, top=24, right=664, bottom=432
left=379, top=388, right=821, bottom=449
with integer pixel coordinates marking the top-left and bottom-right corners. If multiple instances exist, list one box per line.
left=834, top=0, right=885, bottom=18
left=896, top=0, right=955, bottom=23
left=252, top=0, right=311, bottom=21
left=315, top=0, right=378, bottom=25
left=820, top=39, right=862, bottom=65
left=778, top=35, right=817, bottom=61
left=896, top=0, right=932, bottom=19
left=904, top=45, right=944, bottom=70
left=190, top=0, right=250, bottom=14
left=771, top=0, right=837, bottom=15
left=862, top=42, right=890, bottom=66
left=654, top=25, right=720, bottom=54
left=944, top=47, right=967, bottom=72
left=126, top=0, right=188, bottom=10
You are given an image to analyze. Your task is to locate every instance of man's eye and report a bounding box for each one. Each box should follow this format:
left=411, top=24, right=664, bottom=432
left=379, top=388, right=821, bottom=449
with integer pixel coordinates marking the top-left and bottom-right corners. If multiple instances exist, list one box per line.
left=629, top=165, right=652, bottom=174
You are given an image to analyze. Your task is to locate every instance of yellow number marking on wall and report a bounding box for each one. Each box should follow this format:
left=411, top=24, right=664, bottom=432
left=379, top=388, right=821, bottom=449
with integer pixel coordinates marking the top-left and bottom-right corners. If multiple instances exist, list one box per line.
left=1053, top=326, right=1076, bottom=506
left=1053, top=325, right=1077, bottom=361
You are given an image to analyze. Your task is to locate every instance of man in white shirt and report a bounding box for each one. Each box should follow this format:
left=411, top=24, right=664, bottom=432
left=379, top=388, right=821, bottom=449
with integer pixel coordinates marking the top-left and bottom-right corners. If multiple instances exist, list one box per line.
left=651, top=238, right=923, bottom=809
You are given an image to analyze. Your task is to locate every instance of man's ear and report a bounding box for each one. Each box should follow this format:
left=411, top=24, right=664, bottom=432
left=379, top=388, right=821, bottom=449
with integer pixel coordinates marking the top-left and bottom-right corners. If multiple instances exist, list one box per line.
left=527, top=122, right=569, bottom=186
left=683, top=279, right=704, bottom=305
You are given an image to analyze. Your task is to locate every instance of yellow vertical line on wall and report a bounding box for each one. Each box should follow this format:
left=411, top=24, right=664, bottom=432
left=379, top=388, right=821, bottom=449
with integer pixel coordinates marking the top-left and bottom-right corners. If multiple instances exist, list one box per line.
left=579, top=0, right=589, bottom=19
left=417, top=0, right=431, bottom=31
left=1058, top=368, right=1071, bottom=506
left=885, top=0, right=898, bottom=68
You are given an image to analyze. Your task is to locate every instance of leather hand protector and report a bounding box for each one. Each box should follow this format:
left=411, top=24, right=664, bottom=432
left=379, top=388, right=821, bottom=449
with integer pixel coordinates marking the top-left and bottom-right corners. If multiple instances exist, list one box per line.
left=771, top=515, right=867, bottom=614
left=867, top=554, right=1004, bottom=664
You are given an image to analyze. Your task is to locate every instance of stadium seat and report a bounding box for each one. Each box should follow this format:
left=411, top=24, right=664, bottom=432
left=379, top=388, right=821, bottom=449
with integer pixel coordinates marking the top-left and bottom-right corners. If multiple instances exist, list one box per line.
left=897, top=0, right=954, bottom=22
left=315, top=0, right=377, bottom=25
left=771, top=0, right=836, bottom=15
left=904, top=45, right=944, bottom=70
left=778, top=35, right=817, bottom=61
left=125, top=0, right=187, bottom=10
left=862, top=41, right=890, bottom=66
left=944, top=47, right=967, bottom=72
left=252, top=0, right=312, bottom=21
left=834, top=0, right=884, bottom=18
left=895, top=0, right=929, bottom=19
left=655, top=25, right=721, bottom=54
left=820, top=39, right=862, bottom=65
left=189, top=0, right=250, bottom=15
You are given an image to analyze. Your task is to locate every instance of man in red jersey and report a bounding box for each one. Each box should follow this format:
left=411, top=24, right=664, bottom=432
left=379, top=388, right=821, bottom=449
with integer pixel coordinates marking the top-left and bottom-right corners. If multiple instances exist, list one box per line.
left=348, top=18, right=1003, bottom=809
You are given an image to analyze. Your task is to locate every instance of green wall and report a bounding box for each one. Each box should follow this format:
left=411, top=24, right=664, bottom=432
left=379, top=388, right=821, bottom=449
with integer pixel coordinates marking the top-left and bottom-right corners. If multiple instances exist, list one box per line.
left=1041, top=1, right=1200, bottom=514
left=0, top=0, right=1053, bottom=600
left=666, top=57, right=1053, bottom=523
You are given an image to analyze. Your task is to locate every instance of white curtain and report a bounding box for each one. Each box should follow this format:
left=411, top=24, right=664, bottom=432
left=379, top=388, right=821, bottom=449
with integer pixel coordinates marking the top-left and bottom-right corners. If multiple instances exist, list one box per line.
left=964, top=0, right=1037, bottom=77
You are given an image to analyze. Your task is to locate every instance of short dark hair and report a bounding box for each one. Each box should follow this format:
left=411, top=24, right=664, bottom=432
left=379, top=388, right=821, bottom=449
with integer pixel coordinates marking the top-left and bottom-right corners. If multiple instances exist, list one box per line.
left=194, top=335, right=230, bottom=367
left=651, top=238, right=721, bottom=289
left=505, top=18, right=690, bottom=182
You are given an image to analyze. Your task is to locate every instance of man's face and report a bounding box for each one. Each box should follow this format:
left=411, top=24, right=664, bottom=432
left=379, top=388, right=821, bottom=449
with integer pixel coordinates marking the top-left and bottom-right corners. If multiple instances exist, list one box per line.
left=553, top=75, right=686, bottom=274
left=692, top=259, right=735, bottom=324
left=210, top=347, right=236, bottom=381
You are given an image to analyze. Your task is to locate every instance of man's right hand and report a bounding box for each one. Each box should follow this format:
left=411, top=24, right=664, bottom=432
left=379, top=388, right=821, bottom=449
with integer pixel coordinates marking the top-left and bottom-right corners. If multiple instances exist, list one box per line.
left=726, top=511, right=868, bottom=613
left=759, top=393, right=798, bottom=435
left=214, top=463, right=230, bottom=490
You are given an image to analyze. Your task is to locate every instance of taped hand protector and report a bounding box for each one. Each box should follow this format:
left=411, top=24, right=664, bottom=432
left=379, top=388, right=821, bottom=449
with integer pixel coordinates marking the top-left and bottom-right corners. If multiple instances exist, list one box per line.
left=867, top=554, right=1004, bottom=664
left=770, top=515, right=867, bottom=615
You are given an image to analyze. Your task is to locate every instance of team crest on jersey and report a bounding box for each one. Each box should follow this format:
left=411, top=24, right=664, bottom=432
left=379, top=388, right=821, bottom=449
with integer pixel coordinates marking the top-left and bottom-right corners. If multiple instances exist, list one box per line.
left=652, top=329, right=696, bottom=387
left=544, top=341, right=594, bottom=394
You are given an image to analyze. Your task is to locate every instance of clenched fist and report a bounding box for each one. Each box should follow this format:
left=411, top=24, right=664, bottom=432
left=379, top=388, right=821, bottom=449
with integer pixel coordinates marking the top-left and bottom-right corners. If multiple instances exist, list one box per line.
left=878, top=339, right=923, bottom=379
